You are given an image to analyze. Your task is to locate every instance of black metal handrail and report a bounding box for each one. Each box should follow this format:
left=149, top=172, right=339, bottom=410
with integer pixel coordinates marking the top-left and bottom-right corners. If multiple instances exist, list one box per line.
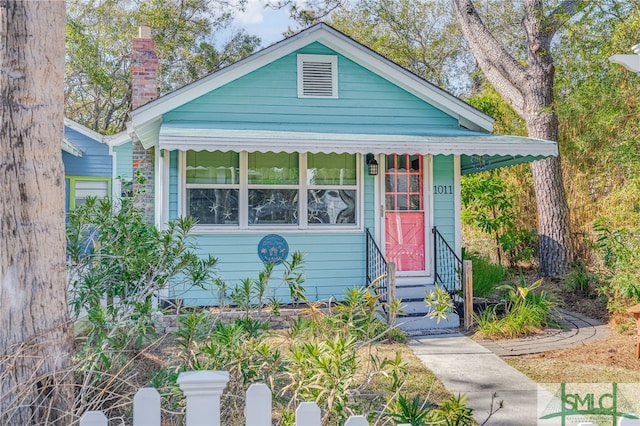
left=366, top=228, right=388, bottom=303
left=433, top=227, right=463, bottom=298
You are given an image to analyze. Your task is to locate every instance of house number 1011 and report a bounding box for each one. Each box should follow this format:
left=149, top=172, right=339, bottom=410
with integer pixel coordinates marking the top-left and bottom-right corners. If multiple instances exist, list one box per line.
left=434, top=185, right=453, bottom=195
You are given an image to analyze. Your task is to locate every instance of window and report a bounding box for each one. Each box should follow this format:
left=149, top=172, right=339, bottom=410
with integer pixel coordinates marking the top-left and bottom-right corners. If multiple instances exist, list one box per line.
left=185, top=151, right=239, bottom=225
left=297, top=54, right=338, bottom=98
left=307, top=153, right=356, bottom=225
left=248, top=152, right=299, bottom=225
left=183, top=151, right=360, bottom=229
left=67, top=177, right=110, bottom=210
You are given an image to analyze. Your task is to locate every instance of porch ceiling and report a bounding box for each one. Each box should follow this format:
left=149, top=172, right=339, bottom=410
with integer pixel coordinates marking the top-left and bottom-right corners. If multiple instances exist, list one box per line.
left=158, top=123, right=558, bottom=159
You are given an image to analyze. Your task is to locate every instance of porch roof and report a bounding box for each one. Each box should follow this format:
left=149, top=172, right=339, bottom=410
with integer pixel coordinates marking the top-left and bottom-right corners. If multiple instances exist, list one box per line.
left=158, top=123, right=557, bottom=174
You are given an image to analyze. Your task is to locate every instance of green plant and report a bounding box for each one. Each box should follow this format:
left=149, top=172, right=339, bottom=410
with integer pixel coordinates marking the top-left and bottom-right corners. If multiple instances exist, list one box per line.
left=425, top=285, right=455, bottom=322
left=464, top=251, right=507, bottom=298
left=174, top=311, right=213, bottom=369
left=475, top=274, right=558, bottom=338
left=67, top=195, right=217, bottom=347
left=563, top=262, right=599, bottom=294
left=461, top=173, right=537, bottom=266
left=594, top=219, right=640, bottom=314
left=430, top=394, right=475, bottom=425
left=388, top=394, right=433, bottom=425
left=65, top=186, right=220, bottom=423
left=285, top=334, right=359, bottom=422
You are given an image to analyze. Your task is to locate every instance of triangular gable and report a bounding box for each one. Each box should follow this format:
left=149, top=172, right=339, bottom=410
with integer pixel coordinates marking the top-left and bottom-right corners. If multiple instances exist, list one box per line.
left=130, top=23, right=494, bottom=149
left=63, top=118, right=105, bottom=156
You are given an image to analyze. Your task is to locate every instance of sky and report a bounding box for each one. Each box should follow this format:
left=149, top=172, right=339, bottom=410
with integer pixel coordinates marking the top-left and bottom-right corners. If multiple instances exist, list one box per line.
left=229, top=0, right=302, bottom=47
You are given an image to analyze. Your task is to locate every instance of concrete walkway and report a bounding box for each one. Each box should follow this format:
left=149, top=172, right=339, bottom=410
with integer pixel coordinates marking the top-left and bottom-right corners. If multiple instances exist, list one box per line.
left=407, top=310, right=610, bottom=425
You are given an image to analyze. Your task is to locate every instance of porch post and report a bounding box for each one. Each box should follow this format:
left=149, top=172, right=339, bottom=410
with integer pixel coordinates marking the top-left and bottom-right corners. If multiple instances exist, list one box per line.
left=387, top=262, right=396, bottom=325
left=463, top=260, right=473, bottom=329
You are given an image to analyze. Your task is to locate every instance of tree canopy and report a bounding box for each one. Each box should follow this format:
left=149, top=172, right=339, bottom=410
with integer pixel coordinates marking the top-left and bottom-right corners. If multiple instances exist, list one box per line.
left=65, top=0, right=260, bottom=134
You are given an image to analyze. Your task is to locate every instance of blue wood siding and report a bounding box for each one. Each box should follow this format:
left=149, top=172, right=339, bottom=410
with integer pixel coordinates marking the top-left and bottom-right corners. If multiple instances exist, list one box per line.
left=167, top=154, right=376, bottom=305
left=63, top=127, right=111, bottom=177
left=432, top=155, right=456, bottom=247
left=112, top=142, right=133, bottom=180
left=171, top=233, right=366, bottom=306
left=163, top=43, right=457, bottom=135
left=161, top=42, right=462, bottom=305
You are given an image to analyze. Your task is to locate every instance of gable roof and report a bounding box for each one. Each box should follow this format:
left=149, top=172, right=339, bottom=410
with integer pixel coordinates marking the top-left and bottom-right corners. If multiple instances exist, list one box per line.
left=128, top=23, right=557, bottom=168
left=63, top=118, right=104, bottom=157
left=129, top=23, right=494, bottom=145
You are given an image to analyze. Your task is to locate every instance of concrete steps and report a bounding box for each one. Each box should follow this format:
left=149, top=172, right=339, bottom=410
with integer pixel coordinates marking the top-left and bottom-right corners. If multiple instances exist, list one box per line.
left=394, top=283, right=460, bottom=331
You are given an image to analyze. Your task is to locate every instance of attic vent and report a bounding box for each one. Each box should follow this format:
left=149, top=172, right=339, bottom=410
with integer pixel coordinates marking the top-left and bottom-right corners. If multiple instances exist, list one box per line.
left=297, top=54, right=338, bottom=98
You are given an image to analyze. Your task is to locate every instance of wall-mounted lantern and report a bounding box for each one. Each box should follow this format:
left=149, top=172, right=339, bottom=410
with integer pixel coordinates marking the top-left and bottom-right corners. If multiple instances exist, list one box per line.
left=366, top=153, right=379, bottom=176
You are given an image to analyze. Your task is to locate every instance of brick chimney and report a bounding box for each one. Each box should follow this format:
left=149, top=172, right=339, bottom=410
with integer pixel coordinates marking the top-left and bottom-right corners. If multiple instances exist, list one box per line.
left=131, top=25, right=158, bottom=224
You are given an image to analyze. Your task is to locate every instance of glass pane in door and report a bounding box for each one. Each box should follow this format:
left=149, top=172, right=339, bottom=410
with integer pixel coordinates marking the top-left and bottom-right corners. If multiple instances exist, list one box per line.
left=384, top=154, right=425, bottom=271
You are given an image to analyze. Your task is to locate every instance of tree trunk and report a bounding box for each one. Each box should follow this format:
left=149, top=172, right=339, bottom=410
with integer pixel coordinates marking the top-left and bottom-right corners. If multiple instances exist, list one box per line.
left=0, top=2, right=72, bottom=424
left=525, top=111, right=572, bottom=277
left=451, top=0, right=576, bottom=277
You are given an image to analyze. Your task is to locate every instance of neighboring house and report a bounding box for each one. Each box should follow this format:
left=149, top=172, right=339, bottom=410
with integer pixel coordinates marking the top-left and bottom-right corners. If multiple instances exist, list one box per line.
left=62, top=119, right=114, bottom=213
left=121, top=24, right=557, bottom=326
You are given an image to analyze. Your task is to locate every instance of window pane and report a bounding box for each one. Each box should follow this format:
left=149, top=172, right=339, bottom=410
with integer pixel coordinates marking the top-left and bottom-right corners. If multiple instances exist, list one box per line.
left=386, top=155, right=395, bottom=171
left=410, top=175, right=421, bottom=192
left=307, top=153, right=356, bottom=186
left=397, top=195, right=408, bottom=210
left=75, top=180, right=108, bottom=206
left=186, top=151, right=239, bottom=184
left=409, top=155, right=421, bottom=172
left=308, top=189, right=356, bottom=224
left=410, top=195, right=422, bottom=210
left=248, top=152, right=298, bottom=185
left=385, top=195, right=395, bottom=211
left=187, top=189, right=238, bottom=224
left=397, top=175, right=407, bottom=192
left=397, top=155, right=407, bottom=171
left=249, top=189, right=298, bottom=224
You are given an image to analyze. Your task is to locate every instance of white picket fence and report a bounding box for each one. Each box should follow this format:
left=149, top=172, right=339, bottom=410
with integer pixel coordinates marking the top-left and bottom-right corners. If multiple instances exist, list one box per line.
left=79, top=370, right=411, bottom=426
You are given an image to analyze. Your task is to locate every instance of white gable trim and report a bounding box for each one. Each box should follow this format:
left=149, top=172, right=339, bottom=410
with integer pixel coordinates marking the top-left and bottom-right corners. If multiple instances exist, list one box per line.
left=104, top=130, right=131, bottom=148
left=64, top=118, right=104, bottom=142
left=130, top=24, right=493, bottom=135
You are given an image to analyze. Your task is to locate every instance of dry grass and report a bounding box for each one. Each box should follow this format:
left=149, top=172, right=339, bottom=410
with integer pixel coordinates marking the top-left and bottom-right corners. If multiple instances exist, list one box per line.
left=506, top=328, right=640, bottom=384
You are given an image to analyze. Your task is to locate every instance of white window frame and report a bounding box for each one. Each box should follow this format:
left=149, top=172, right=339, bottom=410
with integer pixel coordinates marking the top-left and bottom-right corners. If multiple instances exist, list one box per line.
left=180, top=151, right=362, bottom=233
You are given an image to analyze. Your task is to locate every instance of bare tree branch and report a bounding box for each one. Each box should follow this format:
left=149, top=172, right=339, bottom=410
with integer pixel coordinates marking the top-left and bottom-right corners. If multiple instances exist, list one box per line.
left=450, top=0, right=527, bottom=115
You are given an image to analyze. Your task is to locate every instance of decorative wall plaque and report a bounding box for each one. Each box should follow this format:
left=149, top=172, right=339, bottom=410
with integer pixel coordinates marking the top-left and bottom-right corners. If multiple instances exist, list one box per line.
left=257, top=234, right=289, bottom=264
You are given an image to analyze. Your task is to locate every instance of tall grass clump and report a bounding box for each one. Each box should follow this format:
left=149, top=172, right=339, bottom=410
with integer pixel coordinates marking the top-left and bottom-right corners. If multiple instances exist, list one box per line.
left=464, top=251, right=507, bottom=298
left=474, top=275, right=558, bottom=339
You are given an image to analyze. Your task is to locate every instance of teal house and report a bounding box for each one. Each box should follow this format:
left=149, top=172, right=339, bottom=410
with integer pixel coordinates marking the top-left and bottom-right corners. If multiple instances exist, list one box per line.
left=62, top=119, right=114, bottom=213
left=121, top=24, right=556, bottom=326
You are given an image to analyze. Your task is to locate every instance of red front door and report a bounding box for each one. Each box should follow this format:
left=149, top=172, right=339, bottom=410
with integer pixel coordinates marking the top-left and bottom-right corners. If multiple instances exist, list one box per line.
left=384, top=154, right=426, bottom=272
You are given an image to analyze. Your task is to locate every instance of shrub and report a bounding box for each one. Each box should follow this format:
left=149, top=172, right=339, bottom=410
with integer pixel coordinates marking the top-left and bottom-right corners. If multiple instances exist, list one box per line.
left=594, top=219, right=640, bottom=314
left=66, top=194, right=219, bottom=422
